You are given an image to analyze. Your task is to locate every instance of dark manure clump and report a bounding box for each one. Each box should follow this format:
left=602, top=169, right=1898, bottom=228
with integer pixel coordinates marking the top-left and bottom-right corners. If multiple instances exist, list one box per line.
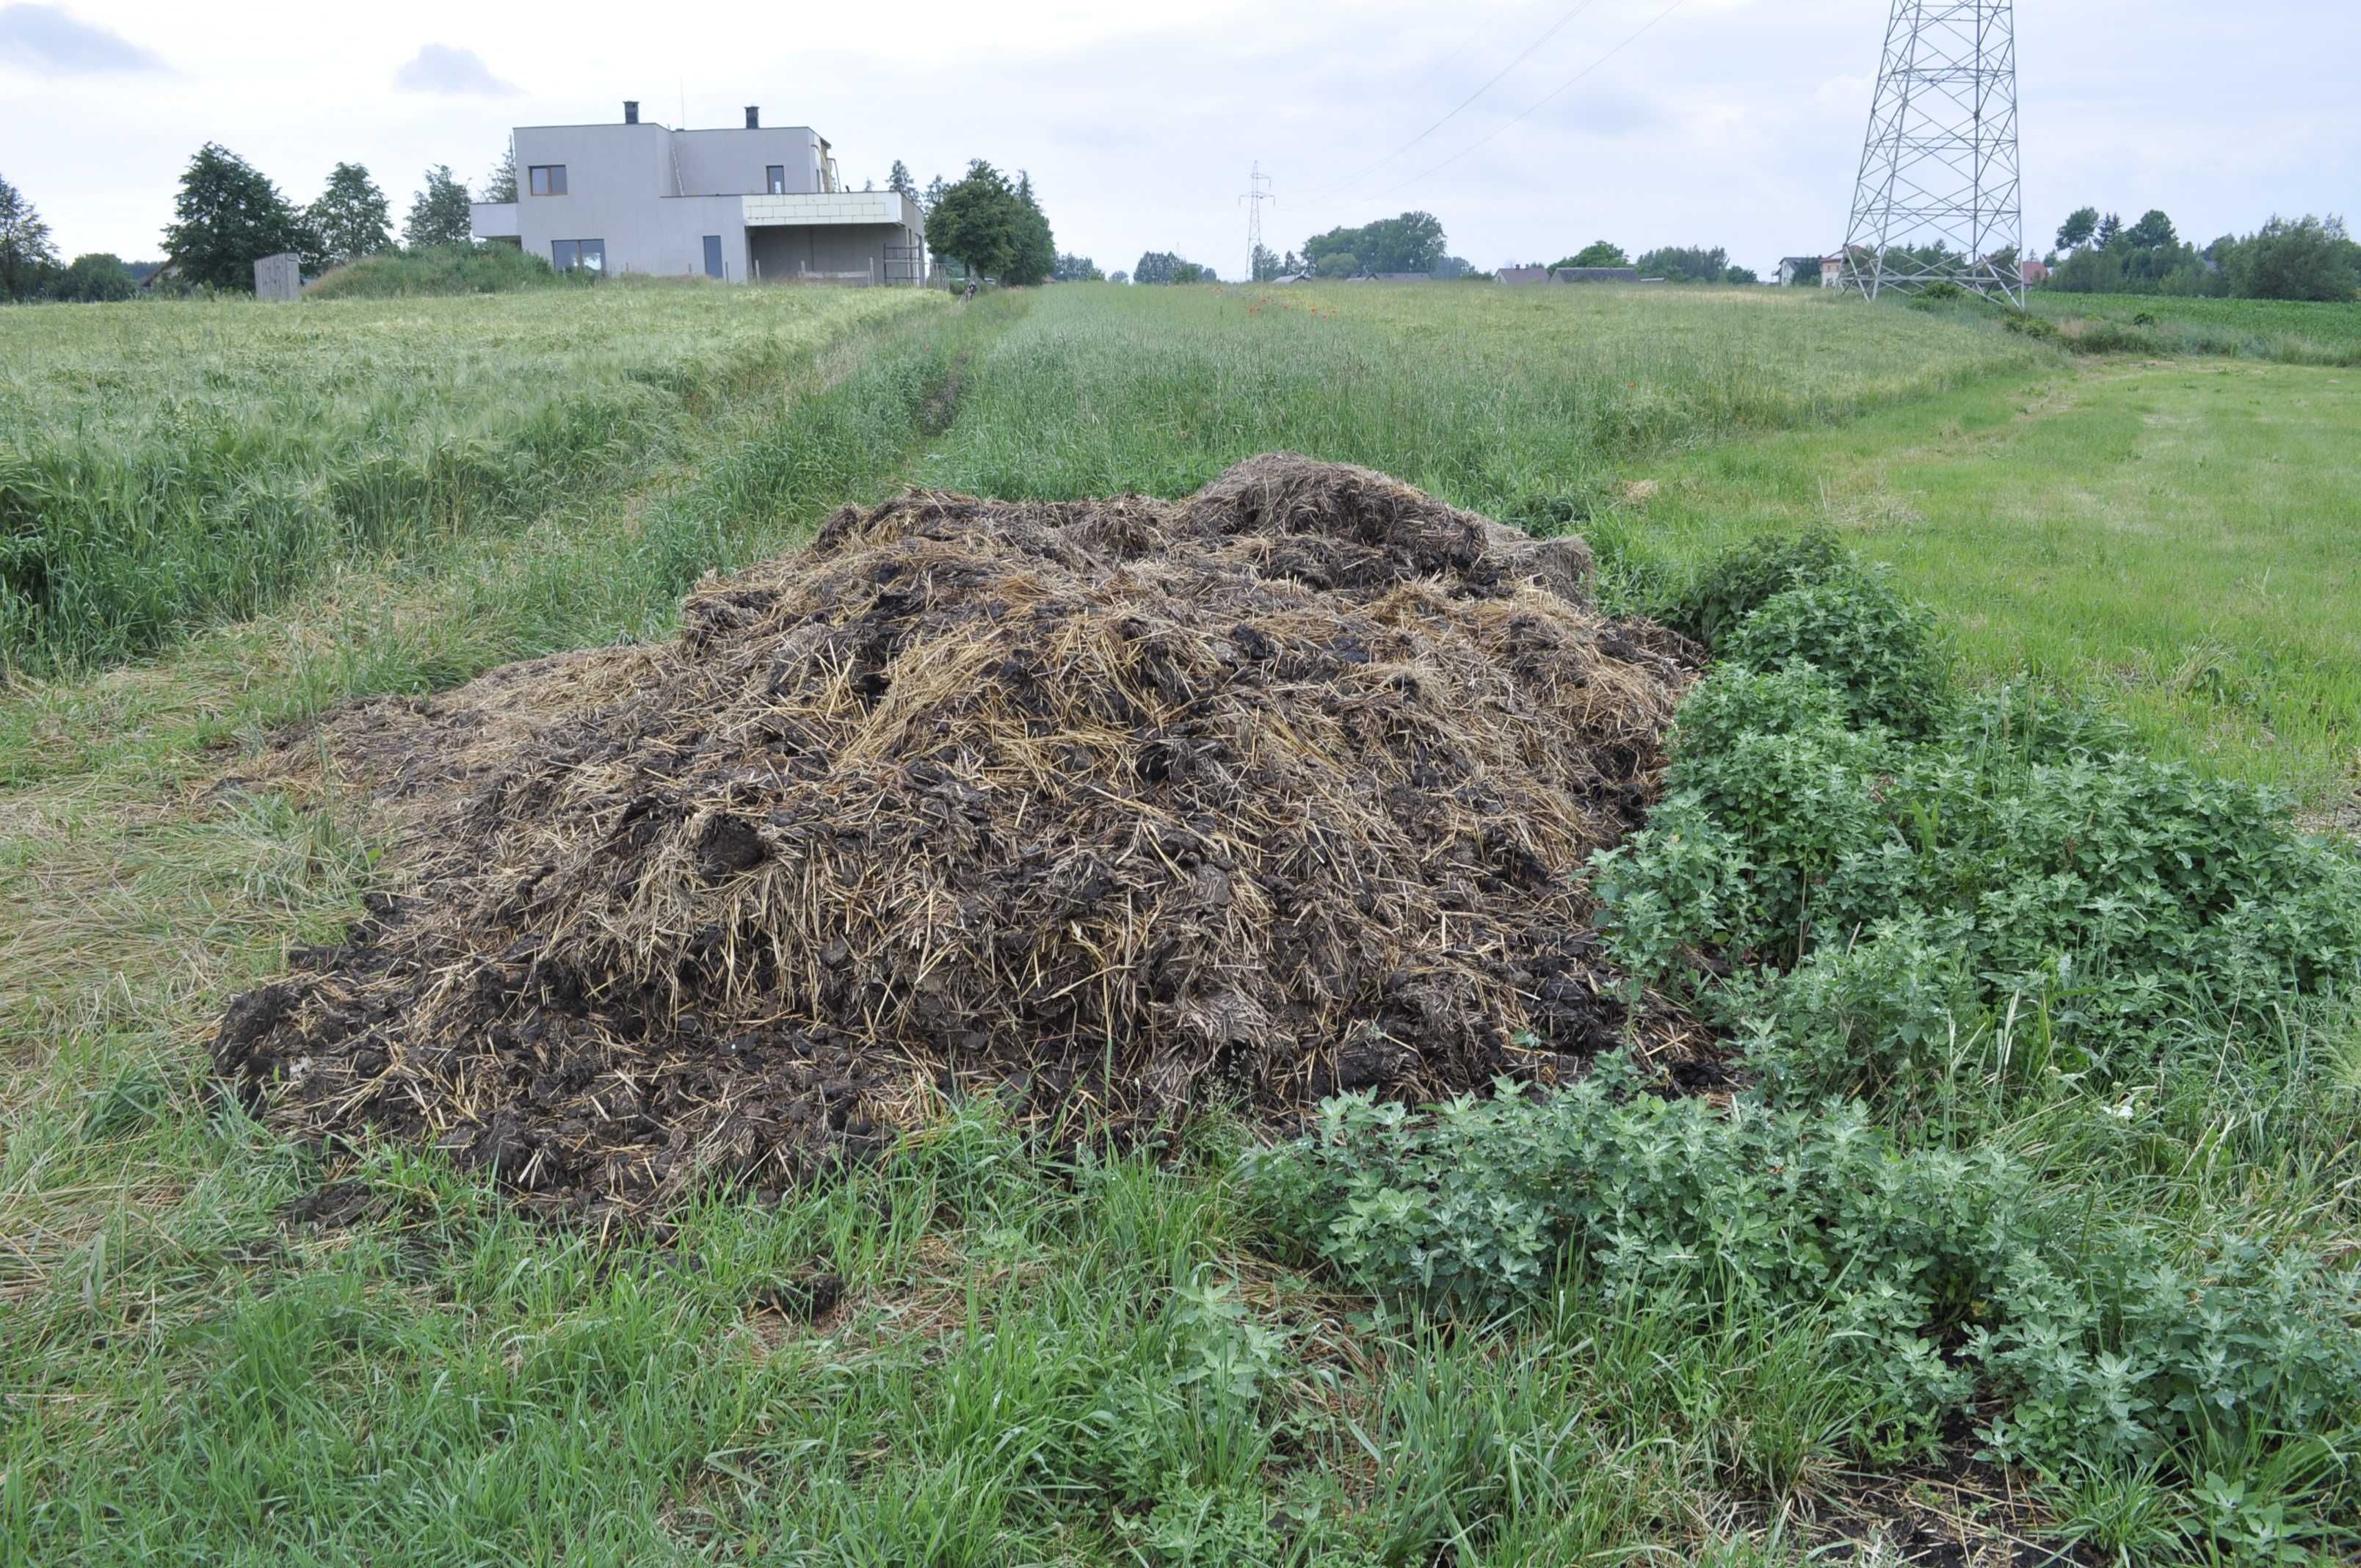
left=214, top=454, right=1704, bottom=1217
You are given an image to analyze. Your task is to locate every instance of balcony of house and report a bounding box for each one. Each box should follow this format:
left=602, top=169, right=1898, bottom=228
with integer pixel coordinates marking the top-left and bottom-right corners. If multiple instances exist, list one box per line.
left=469, top=202, right=521, bottom=242
left=740, top=190, right=926, bottom=285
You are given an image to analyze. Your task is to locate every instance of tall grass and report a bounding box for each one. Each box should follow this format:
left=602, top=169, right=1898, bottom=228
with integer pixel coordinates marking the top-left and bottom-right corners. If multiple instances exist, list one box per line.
left=0, top=285, right=938, bottom=672
left=914, top=281, right=2057, bottom=512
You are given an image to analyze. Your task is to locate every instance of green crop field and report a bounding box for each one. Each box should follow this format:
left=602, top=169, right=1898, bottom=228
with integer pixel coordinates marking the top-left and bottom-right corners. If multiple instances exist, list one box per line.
left=0, top=285, right=938, bottom=672
left=4, top=280, right=2359, bottom=1565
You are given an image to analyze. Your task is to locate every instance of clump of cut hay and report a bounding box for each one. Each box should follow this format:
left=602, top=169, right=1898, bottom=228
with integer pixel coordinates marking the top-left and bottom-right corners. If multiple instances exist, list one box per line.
left=215, top=455, right=1702, bottom=1215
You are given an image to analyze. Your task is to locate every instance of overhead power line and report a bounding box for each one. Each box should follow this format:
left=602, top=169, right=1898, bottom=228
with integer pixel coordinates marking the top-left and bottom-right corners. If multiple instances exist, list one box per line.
left=1377, top=0, right=1698, bottom=198
left=1305, top=0, right=1606, bottom=201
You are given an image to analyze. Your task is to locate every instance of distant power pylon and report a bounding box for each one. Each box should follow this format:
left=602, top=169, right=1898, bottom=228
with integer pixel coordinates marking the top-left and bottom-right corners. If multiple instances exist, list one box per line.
left=1239, top=162, right=1277, bottom=280
left=1841, top=1, right=2023, bottom=305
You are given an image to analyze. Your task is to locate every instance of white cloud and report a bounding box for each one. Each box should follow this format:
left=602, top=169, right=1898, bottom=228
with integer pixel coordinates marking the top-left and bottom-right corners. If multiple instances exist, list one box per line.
left=394, top=43, right=518, bottom=98
left=0, top=3, right=163, bottom=73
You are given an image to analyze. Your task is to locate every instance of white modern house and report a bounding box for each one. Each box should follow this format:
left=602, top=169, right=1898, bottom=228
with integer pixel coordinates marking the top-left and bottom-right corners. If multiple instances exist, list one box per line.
left=470, top=102, right=924, bottom=284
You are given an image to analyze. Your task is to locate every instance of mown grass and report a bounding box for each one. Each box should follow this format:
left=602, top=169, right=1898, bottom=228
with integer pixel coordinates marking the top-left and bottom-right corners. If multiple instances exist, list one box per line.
left=0, top=283, right=937, bottom=673
left=4, top=281, right=2357, bottom=1564
left=1604, top=358, right=2361, bottom=804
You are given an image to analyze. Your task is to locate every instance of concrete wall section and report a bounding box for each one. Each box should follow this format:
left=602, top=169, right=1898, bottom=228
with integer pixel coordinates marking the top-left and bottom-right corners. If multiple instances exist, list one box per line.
left=510, top=123, right=759, bottom=277
left=675, top=128, right=824, bottom=196
left=512, top=123, right=675, bottom=274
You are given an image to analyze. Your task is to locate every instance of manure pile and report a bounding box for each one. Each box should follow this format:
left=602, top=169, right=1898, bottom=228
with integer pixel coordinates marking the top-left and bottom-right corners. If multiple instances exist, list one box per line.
left=215, top=455, right=1700, bottom=1214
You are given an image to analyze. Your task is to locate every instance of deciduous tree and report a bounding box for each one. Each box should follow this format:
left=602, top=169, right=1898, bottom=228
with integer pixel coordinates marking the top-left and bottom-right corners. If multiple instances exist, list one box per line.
left=0, top=172, right=59, bottom=300
left=1633, top=244, right=1731, bottom=283
left=2124, top=209, right=2177, bottom=250
left=2054, top=206, right=2098, bottom=250
left=310, top=162, right=394, bottom=266
left=926, top=161, right=1051, bottom=285
left=2233, top=215, right=2359, bottom=302
left=52, top=253, right=135, bottom=302
left=403, top=164, right=474, bottom=250
left=1556, top=240, right=1628, bottom=269
left=162, top=144, right=313, bottom=292
left=1302, top=211, right=1446, bottom=275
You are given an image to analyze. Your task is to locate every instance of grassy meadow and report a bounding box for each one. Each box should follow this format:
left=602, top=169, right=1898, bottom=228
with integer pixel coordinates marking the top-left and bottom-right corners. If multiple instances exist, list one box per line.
left=0, top=283, right=938, bottom=672
left=913, top=280, right=2050, bottom=507
left=4, top=280, right=2360, bottom=1565
left=1611, top=356, right=2361, bottom=802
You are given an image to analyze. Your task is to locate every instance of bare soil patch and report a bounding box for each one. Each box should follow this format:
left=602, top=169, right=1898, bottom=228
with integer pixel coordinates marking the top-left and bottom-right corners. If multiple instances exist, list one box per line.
left=214, top=455, right=1701, bottom=1216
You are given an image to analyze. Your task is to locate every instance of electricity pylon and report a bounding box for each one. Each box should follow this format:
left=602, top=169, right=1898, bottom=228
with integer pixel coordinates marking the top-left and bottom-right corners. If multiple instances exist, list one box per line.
left=1239, top=162, right=1277, bottom=281
left=1841, top=1, right=2023, bottom=305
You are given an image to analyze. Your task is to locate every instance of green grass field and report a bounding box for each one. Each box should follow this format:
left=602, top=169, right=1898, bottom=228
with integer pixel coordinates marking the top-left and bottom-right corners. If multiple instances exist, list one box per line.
left=1615, top=357, right=2361, bottom=802
left=0, top=284, right=937, bottom=672
left=4, top=281, right=2358, bottom=1565
left=2028, top=290, right=2361, bottom=366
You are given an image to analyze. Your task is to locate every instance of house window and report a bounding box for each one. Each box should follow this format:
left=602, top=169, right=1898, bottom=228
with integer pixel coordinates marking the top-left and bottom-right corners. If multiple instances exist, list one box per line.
left=766, top=164, right=786, bottom=195
left=528, top=164, right=567, bottom=197
left=551, top=239, right=605, bottom=272
left=702, top=235, right=724, bottom=280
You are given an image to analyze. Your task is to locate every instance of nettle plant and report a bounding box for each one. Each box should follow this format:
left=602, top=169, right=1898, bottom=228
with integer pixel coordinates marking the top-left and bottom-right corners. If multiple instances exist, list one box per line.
left=1253, top=1075, right=2361, bottom=1489
left=1251, top=537, right=2361, bottom=1523
left=1595, top=541, right=2361, bottom=1111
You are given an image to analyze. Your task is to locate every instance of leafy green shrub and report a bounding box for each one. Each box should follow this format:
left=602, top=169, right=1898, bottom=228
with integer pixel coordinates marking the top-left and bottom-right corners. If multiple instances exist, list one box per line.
left=1606, top=665, right=1893, bottom=967
left=1658, top=529, right=1848, bottom=647
left=2001, top=311, right=2061, bottom=342
left=1253, top=1081, right=2361, bottom=1495
left=1595, top=545, right=2361, bottom=1106
left=2064, top=319, right=2156, bottom=355
left=1719, top=572, right=1950, bottom=734
left=308, top=242, right=583, bottom=300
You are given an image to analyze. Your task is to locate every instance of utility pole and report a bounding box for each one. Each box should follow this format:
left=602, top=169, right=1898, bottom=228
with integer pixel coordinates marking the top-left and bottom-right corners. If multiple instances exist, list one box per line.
left=1841, top=1, right=2023, bottom=304
left=1238, top=162, right=1276, bottom=281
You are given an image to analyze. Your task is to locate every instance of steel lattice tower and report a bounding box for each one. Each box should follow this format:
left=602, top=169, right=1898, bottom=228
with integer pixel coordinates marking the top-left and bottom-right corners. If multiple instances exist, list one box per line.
left=1841, top=1, right=2023, bottom=304
left=1239, top=162, right=1276, bottom=281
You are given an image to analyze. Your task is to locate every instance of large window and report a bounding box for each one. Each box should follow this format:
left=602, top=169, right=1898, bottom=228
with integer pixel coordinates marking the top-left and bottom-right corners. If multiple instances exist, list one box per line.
left=551, top=239, right=605, bottom=273
left=527, top=164, right=567, bottom=197
left=765, top=164, right=786, bottom=195
left=702, top=235, right=724, bottom=280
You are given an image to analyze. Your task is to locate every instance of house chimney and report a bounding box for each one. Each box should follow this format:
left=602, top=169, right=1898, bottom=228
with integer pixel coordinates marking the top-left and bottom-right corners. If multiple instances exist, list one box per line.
left=745, top=106, right=760, bottom=129
left=623, top=100, right=639, bottom=125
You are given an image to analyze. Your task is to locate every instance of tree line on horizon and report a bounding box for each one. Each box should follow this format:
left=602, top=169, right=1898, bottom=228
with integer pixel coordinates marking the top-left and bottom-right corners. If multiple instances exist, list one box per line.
left=3, top=145, right=1066, bottom=300
left=2042, top=205, right=2357, bottom=301
left=1533, top=240, right=1761, bottom=285
left=0, top=150, right=478, bottom=300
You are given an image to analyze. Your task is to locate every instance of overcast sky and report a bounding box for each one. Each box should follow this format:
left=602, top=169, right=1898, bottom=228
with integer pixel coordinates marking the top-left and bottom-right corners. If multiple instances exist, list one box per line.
left=4, top=0, right=2354, bottom=277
